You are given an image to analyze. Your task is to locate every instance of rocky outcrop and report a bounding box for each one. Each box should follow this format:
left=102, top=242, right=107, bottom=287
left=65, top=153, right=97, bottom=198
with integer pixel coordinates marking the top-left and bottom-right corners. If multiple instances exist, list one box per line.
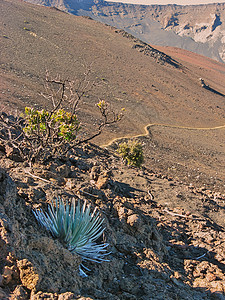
left=90, top=2, right=225, bottom=63
left=0, top=140, right=225, bottom=298
left=0, top=154, right=170, bottom=299
left=25, top=0, right=225, bottom=63
left=157, top=9, right=225, bottom=62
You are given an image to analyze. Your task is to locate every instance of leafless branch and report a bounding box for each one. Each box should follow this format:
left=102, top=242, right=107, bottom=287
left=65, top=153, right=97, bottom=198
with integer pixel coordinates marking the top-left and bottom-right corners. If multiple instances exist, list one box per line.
left=163, top=209, right=197, bottom=219
left=0, top=67, right=124, bottom=165
left=25, top=170, right=52, bottom=183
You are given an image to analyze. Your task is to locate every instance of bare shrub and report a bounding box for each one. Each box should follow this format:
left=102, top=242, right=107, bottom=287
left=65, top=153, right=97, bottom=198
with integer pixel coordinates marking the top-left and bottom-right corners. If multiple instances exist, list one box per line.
left=0, top=69, right=124, bottom=164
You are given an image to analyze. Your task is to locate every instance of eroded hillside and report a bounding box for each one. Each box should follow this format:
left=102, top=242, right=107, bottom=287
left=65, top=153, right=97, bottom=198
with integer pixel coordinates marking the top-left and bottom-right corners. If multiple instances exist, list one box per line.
left=1, top=0, right=225, bottom=190
left=24, top=0, right=225, bottom=63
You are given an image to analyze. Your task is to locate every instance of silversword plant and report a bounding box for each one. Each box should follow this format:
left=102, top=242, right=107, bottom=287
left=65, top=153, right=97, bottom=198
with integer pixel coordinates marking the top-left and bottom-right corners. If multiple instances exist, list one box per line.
left=33, top=197, right=110, bottom=276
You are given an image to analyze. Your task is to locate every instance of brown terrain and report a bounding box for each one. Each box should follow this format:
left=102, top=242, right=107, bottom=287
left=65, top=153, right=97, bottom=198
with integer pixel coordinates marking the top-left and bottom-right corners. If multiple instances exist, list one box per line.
left=0, top=0, right=225, bottom=299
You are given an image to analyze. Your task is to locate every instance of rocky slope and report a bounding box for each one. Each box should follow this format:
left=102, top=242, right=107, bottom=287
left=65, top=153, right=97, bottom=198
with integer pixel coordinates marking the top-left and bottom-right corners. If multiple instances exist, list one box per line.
left=0, top=143, right=225, bottom=299
left=25, top=0, right=225, bottom=63
left=138, top=3, right=225, bottom=62
left=1, top=0, right=225, bottom=298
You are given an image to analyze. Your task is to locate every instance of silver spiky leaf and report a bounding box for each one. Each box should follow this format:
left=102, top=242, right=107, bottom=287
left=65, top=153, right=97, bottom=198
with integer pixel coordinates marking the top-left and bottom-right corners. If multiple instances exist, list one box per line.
left=33, top=197, right=110, bottom=275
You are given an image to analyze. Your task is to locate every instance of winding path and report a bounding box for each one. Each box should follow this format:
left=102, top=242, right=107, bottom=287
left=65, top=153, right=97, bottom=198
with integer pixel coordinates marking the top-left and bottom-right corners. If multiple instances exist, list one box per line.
left=101, top=122, right=225, bottom=147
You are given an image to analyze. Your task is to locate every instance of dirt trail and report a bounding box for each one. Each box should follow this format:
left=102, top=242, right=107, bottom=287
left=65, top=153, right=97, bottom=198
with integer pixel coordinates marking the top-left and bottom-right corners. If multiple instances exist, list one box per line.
left=101, top=122, right=225, bottom=147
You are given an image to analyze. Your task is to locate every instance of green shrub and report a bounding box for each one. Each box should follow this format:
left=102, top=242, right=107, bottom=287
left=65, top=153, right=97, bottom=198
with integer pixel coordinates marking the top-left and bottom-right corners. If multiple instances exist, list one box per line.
left=23, top=107, right=80, bottom=142
left=118, top=140, right=144, bottom=168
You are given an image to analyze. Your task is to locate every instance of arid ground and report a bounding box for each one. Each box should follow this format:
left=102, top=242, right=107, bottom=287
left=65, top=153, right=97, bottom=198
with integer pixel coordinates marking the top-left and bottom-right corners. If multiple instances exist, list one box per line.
left=0, top=0, right=225, bottom=299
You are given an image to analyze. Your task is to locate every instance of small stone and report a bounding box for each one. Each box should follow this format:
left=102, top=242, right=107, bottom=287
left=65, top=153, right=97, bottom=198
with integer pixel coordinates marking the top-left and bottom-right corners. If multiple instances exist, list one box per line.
left=28, top=188, right=46, bottom=202
left=23, top=176, right=34, bottom=184
left=11, top=285, right=29, bottom=299
left=214, top=254, right=224, bottom=262
left=90, top=166, right=101, bottom=181
left=193, top=270, right=201, bottom=278
left=5, top=144, right=23, bottom=162
left=90, top=179, right=95, bottom=186
left=174, top=271, right=182, bottom=279
left=210, top=281, right=225, bottom=293
left=31, top=291, right=57, bottom=300
left=2, top=266, right=14, bottom=284
left=95, top=174, right=109, bottom=189
left=206, top=272, right=217, bottom=282
left=206, top=235, right=214, bottom=243
left=58, top=292, right=76, bottom=300
left=56, top=165, right=70, bottom=178
left=127, top=214, right=142, bottom=232
left=65, top=178, right=77, bottom=190
left=17, top=259, right=39, bottom=290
